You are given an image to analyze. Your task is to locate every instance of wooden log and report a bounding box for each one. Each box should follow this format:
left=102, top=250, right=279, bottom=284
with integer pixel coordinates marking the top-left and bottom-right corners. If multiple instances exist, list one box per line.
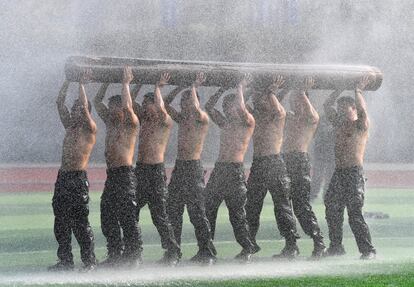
left=65, top=56, right=383, bottom=91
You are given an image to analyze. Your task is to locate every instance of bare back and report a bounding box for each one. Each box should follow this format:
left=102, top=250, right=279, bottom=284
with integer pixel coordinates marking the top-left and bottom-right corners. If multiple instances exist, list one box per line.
left=177, top=113, right=209, bottom=160
left=334, top=121, right=368, bottom=168
left=283, top=112, right=318, bottom=153
left=253, top=112, right=285, bottom=156
left=138, top=115, right=173, bottom=164
left=218, top=120, right=255, bottom=163
left=61, top=126, right=96, bottom=171
left=105, top=120, right=139, bottom=168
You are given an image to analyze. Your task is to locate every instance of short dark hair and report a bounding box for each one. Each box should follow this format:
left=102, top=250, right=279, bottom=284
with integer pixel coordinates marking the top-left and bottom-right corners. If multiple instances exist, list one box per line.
left=143, top=92, right=155, bottom=102
left=108, top=95, right=122, bottom=106
left=337, top=96, right=355, bottom=107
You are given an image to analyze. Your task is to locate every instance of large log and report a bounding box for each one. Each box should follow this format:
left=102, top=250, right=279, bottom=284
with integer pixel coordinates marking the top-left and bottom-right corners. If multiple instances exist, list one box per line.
left=65, top=56, right=383, bottom=91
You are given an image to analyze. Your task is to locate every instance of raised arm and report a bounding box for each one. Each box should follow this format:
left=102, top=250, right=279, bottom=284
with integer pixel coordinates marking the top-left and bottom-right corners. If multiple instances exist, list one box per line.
left=323, top=89, right=344, bottom=125
left=355, top=75, right=371, bottom=131
left=78, top=69, right=97, bottom=133
left=56, top=80, right=71, bottom=129
left=164, top=86, right=185, bottom=123
left=131, top=83, right=142, bottom=118
left=93, top=83, right=109, bottom=122
left=205, top=87, right=227, bottom=128
left=236, top=74, right=255, bottom=127
left=122, top=66, right=139, bottom=126
left=267, top=75, right=286, bottom=119
left=298, top=77, right=319, bottom=124
left=243, top=87, right=254, bottom=114
left=154, top=72, right=170, bottom=123
left=191, top=72, right=209, bottom=123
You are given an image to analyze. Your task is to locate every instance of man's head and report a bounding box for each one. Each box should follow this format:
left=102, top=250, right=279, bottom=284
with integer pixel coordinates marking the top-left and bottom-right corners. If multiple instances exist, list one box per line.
left=107, top=95, right=124, bottom=121
left=337, top=96, right=357, bottom=121
left=70, top=99, right=91, bottom=120
left=180, top=90, right=200, bottom=112
left=222, top=93, right=239, bottom=119
left=252, top=90, right=269, bottom=112
left=142, top=92, right=157, bottom=114
left=288, top=90, right=309, bottom=114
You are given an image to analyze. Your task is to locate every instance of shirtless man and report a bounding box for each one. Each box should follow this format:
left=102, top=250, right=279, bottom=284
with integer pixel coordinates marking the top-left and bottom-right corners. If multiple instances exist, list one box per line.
left=133, top=72, right=180, bottom=266
left=323, top=75, right=376, bottom=260
left=245, top=76, right=299, bottom=258
left=49, top=70, right=97, bottom=271
left=282, top=77, right=326, bottom=258
left=165, top=72, right=216, bottom=265
left=94, top=66, right=142, bottom=267
left=204, top=76, right=256, bottom=262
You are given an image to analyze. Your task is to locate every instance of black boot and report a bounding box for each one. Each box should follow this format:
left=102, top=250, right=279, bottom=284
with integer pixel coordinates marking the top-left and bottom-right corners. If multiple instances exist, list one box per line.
left=79, top=262, right=97, bottom=273
left=234, top=249, right=253, bottom=263
left=121, top=253, right=143, bottom=268
left=273, top=240, right=299, bottom=260
left=360, top=250, right=376, bottom=260
left=310, top=235, right=327, bottom=259
left=157, top=251, right=180, bottom=267
left=48, top=260, right=74, bottom=272
left=98, top=254, right=122, bottom=268
left=326, top=244, right=346, bottom=256
left=190, top=250, right=216, bottom=266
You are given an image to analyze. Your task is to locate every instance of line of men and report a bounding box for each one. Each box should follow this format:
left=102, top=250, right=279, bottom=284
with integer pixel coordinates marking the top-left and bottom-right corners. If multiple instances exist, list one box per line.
left=49, top=67, right=376, bottom=272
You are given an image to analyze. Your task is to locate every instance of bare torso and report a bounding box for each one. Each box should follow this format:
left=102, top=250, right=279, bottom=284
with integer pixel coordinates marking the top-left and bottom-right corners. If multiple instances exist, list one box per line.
left=105, top=120, right=139, bottom=168
left=61, top=126, right=96, bottom=171
left=218, top=120, right=255, bottom=163
left=334, top=121, right=368, bottom=168
left=177, top=113, right=209, bottom=160
left=253, top=112, right=285, bottom=156
left=283, top=112, right=318, bottom=153
left=138, top=115, right=173, bottom=164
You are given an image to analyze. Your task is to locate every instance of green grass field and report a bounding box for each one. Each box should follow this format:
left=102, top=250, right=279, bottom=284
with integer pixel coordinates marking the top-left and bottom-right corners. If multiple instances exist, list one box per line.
left=1, top=188, right=414, bottom=286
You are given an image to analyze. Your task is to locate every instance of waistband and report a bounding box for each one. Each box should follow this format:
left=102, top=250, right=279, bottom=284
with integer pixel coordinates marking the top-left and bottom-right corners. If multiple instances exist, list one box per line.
left=174, top=159, right=202, bottom=168
left=335, top=166, right=364, bottom=173
left=283, top=152, right=309, bottom=160
left=136, top=162, right=165, bottom=170
left=214, top=162, right=244, bottom=169
left=253, top=154, right=282, bottom=162
left=106, top=165, right=134, bottom=175
left=58, top=169, right=87, bottom=178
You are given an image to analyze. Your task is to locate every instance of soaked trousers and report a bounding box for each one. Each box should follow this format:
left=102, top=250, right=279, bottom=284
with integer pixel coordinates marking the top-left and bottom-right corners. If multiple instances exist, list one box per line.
left=135, top=162, right=180, bottom=255
left=246, top=154, right=298, bottom=246
left=324, top=166, right=375, bottom=254
left=52, top=170, right=96, bottom=266
left=101, top=166, right=142, bottom=260
left=205, top=162, right=255, bottom=253
left=167, top=160, right=215, bottom=257
left=284, top=152, right=323, bottom=240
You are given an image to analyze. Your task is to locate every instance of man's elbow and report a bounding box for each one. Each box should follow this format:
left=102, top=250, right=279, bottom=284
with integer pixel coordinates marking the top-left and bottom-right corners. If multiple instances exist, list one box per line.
left=314, top=113, right=320, bottom=123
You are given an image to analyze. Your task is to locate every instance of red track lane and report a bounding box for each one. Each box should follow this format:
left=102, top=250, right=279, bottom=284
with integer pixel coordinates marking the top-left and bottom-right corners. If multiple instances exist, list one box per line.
left=0, top=166, right=413, bottom=192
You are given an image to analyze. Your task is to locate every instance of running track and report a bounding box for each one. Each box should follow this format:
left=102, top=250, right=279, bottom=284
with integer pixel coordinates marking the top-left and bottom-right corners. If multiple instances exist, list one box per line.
left=0, top=164, right=413, bottom=192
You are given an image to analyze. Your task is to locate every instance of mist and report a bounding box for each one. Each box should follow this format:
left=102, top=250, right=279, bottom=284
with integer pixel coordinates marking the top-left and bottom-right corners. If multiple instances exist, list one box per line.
left=0, top=0, right=413, bottom=164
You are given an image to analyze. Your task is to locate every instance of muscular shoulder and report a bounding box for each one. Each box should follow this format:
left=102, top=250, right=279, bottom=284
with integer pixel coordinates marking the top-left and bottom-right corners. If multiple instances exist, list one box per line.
left=81, top=121, right=97, bottom=135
